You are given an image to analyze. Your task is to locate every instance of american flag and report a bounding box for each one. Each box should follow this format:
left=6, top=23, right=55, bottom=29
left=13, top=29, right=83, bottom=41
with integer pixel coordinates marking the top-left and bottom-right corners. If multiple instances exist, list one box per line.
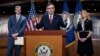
left=26, top=2, right=37, bottom=31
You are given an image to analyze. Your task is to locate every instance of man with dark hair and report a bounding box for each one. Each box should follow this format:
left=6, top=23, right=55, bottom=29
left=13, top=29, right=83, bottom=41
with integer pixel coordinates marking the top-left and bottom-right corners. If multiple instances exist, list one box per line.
left=36, top=3, right=67, bottom=30
left=7, top=6, right=26, bottom=56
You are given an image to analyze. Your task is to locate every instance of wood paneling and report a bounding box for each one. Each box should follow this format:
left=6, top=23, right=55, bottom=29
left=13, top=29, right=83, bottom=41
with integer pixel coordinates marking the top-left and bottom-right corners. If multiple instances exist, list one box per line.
left=0, top=37, right=100, bottom=56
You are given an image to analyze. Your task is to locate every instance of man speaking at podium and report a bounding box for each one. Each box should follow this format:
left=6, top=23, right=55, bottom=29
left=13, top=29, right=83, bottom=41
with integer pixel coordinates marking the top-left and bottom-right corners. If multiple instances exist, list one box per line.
left=36, top=3, right=67, bottom=30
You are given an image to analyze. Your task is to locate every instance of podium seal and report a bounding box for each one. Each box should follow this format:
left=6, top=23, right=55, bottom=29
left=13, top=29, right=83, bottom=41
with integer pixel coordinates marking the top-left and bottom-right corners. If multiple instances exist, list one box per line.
left=35, top=43, right=53, bottom=56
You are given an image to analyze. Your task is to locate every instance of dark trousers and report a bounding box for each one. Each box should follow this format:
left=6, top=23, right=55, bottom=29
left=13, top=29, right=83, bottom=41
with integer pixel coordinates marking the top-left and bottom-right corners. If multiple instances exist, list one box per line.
left=7, top=38, right=21, bottom=56
left=79, top=53, right=92, bottom=56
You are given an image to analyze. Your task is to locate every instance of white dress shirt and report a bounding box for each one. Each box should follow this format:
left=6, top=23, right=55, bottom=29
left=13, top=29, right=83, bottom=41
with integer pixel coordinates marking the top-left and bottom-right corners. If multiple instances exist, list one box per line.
left=49, top=14, right=53, bottom=20
left=16, top=14, right=20, bottom=22
left=81, top=19, right=86, bottom=31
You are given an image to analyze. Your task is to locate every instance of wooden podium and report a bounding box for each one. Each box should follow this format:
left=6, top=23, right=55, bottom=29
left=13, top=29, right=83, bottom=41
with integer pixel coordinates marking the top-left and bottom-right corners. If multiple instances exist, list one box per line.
left=24, top=30, right=66, bottom=56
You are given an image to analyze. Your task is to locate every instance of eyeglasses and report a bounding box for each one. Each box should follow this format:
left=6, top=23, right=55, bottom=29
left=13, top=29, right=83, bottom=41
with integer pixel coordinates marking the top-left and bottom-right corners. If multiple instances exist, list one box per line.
left=47, top=7, right=55, bottom=9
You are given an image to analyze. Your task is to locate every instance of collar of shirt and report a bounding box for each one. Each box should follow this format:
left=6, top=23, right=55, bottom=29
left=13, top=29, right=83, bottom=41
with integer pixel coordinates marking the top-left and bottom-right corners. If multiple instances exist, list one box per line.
left=49, top=14, right=53, bottom=20
left=16, top=14, right=21, bottom=19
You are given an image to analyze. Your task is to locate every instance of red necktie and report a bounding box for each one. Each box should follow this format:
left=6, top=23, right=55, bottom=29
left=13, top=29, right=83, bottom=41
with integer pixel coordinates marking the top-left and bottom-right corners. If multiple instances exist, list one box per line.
left=49, top=15, right=53, bottom=24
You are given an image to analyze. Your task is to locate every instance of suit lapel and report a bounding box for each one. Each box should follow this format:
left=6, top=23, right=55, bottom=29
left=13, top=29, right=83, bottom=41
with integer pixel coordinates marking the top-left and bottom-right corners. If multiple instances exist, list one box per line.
left=14, top=15, right=17, bottom=26
left=52, top=14, right=56, bottom=24
left=12, top=15, right=18, bottom=32
left=46, top=15, right=51, bottom=25
left=17, top=15, right=24, bottom=26
left=47, top=14, right=55, bottom=25
left=17, top=15, right=22, bottom=24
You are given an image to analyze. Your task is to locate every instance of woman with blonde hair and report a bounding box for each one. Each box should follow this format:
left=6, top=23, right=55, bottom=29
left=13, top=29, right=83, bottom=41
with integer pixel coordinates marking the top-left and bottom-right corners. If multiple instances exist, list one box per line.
left=76, top=10, right=94, bottom=56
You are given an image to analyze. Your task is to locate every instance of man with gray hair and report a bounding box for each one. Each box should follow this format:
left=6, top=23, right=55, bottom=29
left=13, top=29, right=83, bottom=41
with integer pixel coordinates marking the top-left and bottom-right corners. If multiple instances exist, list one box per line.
left=7, top=6, right=26, bottom=56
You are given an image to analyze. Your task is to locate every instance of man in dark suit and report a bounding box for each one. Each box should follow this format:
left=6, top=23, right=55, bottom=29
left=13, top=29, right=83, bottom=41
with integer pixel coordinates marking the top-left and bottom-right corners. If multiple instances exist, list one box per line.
left=7, top=6, right=26, bottom=56
left=36, top=3, right=66, bottom=30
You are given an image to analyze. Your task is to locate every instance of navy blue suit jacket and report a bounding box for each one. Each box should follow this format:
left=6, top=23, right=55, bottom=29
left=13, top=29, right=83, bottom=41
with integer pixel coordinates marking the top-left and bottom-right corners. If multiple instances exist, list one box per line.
left=8, top=15, right=26, bottom=39
left=36, top=14, right=66, bottom=30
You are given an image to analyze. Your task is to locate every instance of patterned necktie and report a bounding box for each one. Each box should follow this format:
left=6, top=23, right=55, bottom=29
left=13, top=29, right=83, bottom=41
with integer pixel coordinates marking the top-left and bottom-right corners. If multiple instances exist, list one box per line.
left=49, top=15, right=53, bottom=24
